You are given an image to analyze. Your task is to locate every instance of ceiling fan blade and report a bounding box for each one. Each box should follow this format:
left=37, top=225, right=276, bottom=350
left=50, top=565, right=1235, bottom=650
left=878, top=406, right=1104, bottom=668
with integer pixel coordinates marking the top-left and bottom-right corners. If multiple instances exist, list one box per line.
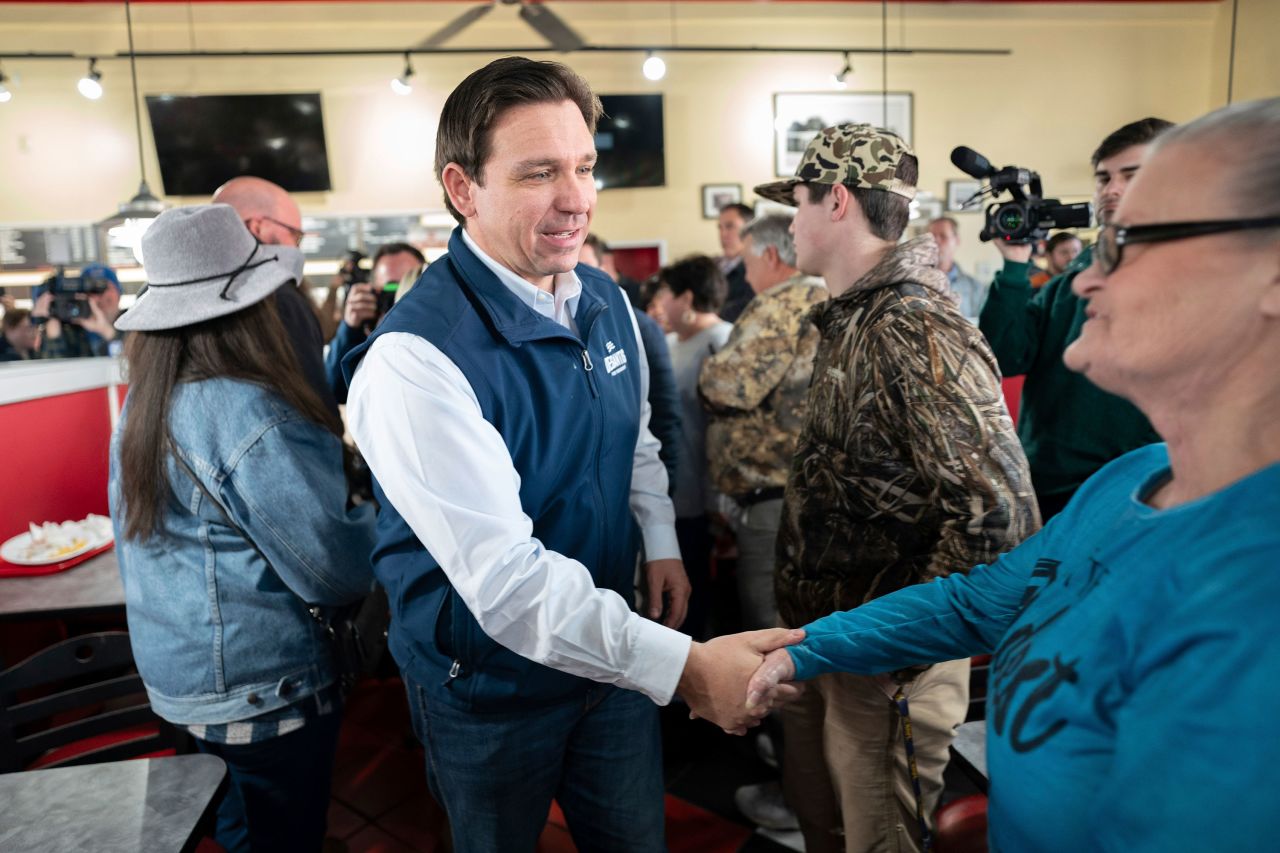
left=414, top=2, right=496, bottom=50
left=518, top=3, right=586, bottom=52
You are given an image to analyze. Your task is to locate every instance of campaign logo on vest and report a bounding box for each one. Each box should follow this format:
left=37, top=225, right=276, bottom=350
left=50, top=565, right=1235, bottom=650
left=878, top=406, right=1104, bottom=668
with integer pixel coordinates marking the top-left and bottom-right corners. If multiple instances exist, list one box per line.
left=603, top=340, right=628, bottom=376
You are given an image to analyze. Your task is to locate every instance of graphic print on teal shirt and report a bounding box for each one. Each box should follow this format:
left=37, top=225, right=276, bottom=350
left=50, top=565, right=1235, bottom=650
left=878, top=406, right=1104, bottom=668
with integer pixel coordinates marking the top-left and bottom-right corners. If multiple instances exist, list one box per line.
left=989, top=555, right=1106, bottom=756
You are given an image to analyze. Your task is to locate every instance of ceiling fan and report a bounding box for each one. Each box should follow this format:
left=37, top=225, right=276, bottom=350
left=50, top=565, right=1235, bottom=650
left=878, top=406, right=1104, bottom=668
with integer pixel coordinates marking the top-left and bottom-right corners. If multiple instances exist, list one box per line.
left=414, top=0, right=586, bottom=52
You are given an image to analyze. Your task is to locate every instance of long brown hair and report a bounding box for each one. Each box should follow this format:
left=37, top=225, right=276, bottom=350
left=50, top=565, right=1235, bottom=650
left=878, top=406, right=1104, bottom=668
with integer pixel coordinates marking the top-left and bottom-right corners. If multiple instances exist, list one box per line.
left=118, top=294, right=344, bottom=542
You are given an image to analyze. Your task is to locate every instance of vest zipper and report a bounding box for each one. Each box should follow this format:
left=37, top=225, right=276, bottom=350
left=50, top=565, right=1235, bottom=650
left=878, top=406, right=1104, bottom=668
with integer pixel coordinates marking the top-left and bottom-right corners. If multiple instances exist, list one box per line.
left=581, top=349, right=599, bottom=397
left=443, top=659, right=462, bottom=687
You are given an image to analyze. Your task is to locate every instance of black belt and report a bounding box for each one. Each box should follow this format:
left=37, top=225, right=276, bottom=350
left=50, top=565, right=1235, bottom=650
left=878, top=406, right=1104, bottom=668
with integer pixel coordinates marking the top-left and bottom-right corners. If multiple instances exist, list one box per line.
left=736, top=486, right=786, bottom=507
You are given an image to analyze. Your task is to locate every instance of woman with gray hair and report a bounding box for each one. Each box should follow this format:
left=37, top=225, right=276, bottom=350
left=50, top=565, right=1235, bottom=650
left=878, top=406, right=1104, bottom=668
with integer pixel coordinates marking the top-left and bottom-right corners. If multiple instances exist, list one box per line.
left=110, top=204, right=376, bottom=852
left=743, top=97, right=1280, bottom=850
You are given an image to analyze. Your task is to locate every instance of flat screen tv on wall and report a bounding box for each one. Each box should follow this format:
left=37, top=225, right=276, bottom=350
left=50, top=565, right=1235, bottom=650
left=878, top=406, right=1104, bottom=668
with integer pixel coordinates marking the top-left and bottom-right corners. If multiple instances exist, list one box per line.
left=146, top=93, right=332, bottom=196
left=594, top=94, right=665, bottom=190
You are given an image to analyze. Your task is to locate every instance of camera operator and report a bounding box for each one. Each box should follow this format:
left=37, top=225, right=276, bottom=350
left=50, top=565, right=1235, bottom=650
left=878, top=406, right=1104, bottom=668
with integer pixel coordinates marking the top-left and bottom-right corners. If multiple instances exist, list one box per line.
left=323, top=242, right=425, bottom=404
left=31, top=263, right=125, bottom=359
left=978, top=118, right=1172, bottom=519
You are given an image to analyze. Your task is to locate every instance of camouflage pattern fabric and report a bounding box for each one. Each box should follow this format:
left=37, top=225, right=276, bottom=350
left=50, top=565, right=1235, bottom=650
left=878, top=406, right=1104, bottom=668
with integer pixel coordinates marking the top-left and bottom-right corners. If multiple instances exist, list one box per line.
left=699, top=274, right=828, bottom=498
left=755, top=123, right=917, bottom=207
left=775, top=235, right=1040, bottom=630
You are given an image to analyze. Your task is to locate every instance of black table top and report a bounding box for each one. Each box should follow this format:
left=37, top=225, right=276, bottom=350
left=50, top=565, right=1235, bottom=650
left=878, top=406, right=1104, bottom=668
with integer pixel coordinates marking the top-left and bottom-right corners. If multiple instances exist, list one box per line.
left=0, top=754, right=227, bottom=852
left=0, top=549, right=125, bottom=620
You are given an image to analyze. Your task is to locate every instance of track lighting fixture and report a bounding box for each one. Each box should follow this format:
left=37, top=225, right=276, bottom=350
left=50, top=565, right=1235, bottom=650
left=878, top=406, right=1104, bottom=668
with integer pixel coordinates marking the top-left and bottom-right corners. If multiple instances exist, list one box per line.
left=78, top=58, right=103, bottom=99
left=642, top=51, right=666, bottom=81
left=391, top=52, right=415, bottom=96
left=831, top=52, right=853, bottom=88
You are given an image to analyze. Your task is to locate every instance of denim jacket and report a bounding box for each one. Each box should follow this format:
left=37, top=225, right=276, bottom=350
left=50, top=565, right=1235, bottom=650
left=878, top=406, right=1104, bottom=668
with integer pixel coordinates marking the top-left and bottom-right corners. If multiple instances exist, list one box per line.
left=109, top=378, right=376, bottom=726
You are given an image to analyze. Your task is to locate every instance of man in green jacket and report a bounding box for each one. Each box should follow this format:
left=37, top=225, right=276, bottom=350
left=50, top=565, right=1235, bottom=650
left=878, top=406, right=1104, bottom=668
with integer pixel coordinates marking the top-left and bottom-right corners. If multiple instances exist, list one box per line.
left=979, top=117, right=1172, bottom=519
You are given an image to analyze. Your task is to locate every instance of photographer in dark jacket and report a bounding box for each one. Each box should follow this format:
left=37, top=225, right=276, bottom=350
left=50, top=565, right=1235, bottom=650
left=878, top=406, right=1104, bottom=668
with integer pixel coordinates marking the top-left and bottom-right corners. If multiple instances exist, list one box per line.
left=323, top=242, right=425, bottom=404
left=32, top=263, right=125, bottom=358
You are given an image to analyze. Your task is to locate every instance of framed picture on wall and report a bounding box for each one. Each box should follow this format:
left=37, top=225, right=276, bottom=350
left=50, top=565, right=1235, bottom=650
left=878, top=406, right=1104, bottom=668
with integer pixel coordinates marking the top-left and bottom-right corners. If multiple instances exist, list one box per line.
left=773, top=92, right=914, bottom=177
left=946, top=179, right=983, bottom=212
left=702, top=183, right=743, bottom=219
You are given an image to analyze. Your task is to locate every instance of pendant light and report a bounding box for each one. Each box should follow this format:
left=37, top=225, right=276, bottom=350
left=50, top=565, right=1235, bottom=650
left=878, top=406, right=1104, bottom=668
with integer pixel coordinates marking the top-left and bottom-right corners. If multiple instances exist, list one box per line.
left=97, top=0, right=164, bottom=265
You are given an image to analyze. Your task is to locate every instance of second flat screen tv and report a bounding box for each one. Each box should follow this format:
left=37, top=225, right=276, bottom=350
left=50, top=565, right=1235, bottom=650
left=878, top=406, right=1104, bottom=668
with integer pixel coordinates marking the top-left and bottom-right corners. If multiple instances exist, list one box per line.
left=594, top=94, right=665, bottom=190
left=146, top=93, right=332, bottom=196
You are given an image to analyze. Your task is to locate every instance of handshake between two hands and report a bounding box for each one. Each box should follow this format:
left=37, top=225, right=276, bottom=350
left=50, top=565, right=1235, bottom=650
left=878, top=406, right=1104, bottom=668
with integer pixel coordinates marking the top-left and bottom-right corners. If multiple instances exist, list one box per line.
left=675, top=628, right=807, bottom=736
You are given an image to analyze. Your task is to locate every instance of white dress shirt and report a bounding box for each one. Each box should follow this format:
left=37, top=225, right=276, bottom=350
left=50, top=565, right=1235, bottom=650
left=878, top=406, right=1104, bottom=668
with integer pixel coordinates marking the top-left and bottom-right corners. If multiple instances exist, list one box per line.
left=347, top=230, right=691, bottom=705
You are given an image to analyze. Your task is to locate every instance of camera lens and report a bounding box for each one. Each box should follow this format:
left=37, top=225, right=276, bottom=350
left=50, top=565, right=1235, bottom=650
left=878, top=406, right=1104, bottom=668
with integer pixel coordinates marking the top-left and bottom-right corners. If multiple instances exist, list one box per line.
left=997, top=206, right=1025, bottom=234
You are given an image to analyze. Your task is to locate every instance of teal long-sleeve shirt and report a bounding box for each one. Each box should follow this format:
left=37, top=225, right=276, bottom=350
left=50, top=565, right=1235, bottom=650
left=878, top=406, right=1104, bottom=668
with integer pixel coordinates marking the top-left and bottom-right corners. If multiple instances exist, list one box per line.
left=789, top=444, right=1280, bottom=853
left=978, top=248, right=1158, bottom=499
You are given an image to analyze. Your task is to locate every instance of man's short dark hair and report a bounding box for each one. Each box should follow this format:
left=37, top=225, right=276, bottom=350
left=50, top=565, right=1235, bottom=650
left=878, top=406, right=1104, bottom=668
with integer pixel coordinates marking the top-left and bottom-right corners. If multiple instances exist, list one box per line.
left=1091, top=118, right=1175, bottom=168
left=435, top=57, right=603, bottom=225
left=659, top=255, right=728, bottom=314
left=1046, top=232, right=1082, bottom=253
left=583, top=233, right=608, bottom=258
left=2, top=307, right=31, bottom=333
left=372, top=241, right=425, bottom=267
left=719, top=203, right=754, bottom=222
left=803, top=153, right=919, bottom=241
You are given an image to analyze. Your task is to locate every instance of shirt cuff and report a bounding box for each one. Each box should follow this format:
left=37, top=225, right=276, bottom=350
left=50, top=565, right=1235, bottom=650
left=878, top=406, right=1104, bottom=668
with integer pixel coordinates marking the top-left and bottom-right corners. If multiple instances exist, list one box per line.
left=640, top=523, right=681, bottom=562
left=787, top=644, right=821, bottom=682
left=621, top=616, right=692, bottom=705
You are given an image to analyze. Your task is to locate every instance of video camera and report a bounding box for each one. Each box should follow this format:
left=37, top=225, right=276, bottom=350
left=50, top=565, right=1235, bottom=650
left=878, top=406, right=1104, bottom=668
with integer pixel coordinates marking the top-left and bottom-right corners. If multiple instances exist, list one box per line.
left=35, top=268, right=114, bottom=325
left=950, top=147, right=1092, bottom=244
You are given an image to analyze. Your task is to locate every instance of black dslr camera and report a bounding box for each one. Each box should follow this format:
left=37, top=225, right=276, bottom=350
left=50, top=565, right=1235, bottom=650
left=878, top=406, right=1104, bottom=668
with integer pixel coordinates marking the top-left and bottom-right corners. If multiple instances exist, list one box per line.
left=340, top=249, right=398, bottom=332
left=950, top=147, right=1092, bottom=244
left=35, top=268, right=113, bottom=324
left=339, top=249, right=370, bottom=289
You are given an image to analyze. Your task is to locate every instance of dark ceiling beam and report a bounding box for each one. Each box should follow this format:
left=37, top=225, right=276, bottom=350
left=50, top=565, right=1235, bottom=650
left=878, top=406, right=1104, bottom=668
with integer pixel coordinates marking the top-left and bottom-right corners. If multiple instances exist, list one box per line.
left=1, top=44, right=1012, bottom=60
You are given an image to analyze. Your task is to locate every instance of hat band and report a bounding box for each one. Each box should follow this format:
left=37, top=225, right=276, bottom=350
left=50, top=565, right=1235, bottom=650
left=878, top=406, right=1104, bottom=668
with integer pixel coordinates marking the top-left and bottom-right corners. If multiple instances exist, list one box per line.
left=145, top=242, right=281, bottom=301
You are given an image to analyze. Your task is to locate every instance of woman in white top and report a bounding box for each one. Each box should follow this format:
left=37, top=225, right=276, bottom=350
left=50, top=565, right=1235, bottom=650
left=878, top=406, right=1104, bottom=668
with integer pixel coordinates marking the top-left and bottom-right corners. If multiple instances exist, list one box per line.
left=649, top=255, right=734, bottom=639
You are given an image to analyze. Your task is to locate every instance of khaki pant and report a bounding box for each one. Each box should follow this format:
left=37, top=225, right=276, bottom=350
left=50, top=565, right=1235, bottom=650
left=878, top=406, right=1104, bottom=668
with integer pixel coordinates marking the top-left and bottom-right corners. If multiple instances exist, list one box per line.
left=781, top=659, right=970, bottom=853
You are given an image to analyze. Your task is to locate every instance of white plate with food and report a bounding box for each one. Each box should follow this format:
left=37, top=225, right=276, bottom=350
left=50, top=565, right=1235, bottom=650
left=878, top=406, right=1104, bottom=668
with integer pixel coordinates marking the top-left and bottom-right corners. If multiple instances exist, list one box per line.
left=0, top=514, right=114, bottom=566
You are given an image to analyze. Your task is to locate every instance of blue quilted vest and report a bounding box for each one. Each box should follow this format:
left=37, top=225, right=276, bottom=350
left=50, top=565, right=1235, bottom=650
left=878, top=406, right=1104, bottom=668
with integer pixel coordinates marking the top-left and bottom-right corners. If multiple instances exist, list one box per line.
left=343, top=228, right=643, bottom=711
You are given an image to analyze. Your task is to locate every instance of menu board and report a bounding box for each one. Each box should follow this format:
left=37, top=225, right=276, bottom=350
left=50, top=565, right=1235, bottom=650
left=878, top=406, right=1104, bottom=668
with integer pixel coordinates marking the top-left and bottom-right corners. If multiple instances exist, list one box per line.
left=0, top=211, right=449, bottom=273
left=0, top=225, right=102, bottom=269
left=362, top=215, right=422, bottom=250
left=300, top=216, right=360, bottom=260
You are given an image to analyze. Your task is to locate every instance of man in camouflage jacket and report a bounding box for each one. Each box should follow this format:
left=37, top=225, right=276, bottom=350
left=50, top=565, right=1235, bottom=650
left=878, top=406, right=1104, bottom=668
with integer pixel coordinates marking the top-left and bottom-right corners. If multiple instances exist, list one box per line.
left=699, top=212, right=827, bottom=632
left=754, top=124, right=1039, bottom=853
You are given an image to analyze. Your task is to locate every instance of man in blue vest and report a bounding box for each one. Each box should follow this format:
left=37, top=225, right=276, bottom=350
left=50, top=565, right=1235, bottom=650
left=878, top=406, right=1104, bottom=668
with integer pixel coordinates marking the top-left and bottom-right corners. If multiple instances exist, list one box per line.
left=344, top=57, right=803, bottom=851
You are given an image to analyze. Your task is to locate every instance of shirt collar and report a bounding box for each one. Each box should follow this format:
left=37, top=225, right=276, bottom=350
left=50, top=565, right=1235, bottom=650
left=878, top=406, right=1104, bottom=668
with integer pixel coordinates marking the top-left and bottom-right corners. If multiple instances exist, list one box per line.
left=461, top=228, right=581, bottom=332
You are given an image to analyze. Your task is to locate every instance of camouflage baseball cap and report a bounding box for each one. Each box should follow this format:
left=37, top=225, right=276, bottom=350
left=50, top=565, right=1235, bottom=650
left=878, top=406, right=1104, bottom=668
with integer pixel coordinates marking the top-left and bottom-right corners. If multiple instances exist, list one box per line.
left=754, top=123, right=917, bottom=207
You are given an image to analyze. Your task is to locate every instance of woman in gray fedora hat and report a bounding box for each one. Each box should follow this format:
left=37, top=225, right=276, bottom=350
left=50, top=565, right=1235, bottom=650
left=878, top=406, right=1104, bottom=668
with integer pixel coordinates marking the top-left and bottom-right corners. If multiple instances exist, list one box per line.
left=109, top=204, right=376, bottom=852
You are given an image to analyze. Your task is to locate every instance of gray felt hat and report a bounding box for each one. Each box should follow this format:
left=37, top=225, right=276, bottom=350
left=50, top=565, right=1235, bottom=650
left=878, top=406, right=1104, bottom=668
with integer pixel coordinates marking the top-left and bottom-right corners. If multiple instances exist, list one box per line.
left=115, top=204, right=305, bottom=332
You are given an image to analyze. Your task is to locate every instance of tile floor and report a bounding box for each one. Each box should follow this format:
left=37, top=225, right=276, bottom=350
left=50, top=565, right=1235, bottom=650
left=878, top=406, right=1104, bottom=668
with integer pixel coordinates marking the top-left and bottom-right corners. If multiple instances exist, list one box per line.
left=320, top=679, right=790, bottom=853
left=318, top=677, right=981, bottom=853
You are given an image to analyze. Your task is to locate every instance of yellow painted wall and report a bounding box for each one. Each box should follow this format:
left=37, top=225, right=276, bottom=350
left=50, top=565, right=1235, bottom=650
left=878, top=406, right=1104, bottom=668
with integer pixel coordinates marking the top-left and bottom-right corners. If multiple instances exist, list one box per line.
left=1211, top=0, right=1280, bottom=106
left=0, top=1, right=1269, bottom=278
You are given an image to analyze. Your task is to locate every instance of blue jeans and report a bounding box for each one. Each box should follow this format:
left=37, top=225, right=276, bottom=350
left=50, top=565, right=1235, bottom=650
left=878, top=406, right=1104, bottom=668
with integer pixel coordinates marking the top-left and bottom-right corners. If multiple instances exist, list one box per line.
left=194, top=708, right=343, bottom=853
left=405, top=675, right=666, bottom=853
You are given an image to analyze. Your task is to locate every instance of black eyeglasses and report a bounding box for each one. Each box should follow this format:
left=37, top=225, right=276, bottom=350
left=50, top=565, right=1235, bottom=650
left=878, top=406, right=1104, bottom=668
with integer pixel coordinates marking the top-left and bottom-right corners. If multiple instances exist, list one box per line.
left=246, top=215, right=306, bottom=247
left=1097, top=216, right=1280, bottom=274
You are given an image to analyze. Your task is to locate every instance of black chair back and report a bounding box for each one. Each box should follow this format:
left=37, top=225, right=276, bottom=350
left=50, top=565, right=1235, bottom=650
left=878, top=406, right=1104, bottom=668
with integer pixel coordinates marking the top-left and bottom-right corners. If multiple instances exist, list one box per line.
left=0, top=631, right=187, bottom=772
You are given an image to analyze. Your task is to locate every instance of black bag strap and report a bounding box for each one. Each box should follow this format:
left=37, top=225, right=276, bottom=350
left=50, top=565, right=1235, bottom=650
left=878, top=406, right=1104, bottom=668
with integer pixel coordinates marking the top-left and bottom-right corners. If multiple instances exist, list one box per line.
left=167, top=437, right=266, bottom=560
